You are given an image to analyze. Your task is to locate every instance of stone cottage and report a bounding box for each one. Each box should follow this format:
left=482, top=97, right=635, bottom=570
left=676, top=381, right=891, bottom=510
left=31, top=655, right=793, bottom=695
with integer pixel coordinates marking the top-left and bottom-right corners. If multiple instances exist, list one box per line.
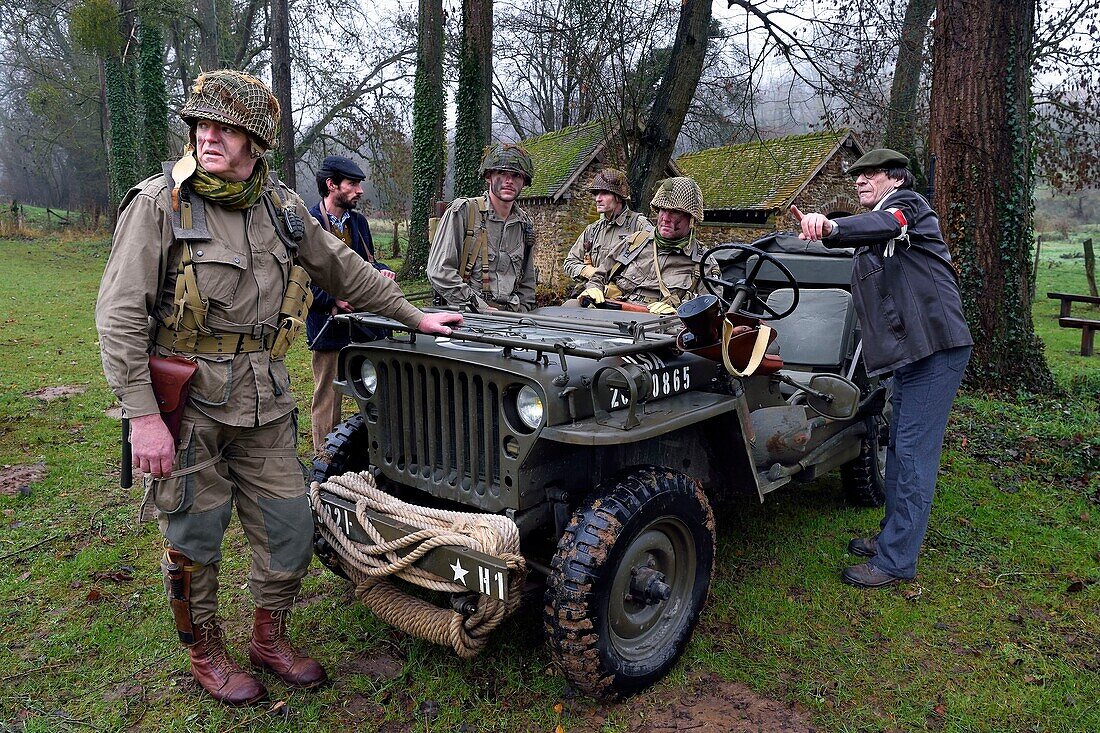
left=675, top=129, right=865, bottom=247
left=516, top=120, right=678, bottom=294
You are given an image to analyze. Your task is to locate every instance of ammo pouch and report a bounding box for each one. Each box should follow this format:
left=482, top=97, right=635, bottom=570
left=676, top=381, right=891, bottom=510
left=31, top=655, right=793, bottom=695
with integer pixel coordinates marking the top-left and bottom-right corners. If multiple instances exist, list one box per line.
left=270, top=263, right=313, bottom=360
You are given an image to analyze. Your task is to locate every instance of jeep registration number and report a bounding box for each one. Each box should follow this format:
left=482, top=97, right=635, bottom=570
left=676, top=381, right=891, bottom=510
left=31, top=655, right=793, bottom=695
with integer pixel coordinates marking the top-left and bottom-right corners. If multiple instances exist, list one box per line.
left=609, top=364, right=692, bottom=408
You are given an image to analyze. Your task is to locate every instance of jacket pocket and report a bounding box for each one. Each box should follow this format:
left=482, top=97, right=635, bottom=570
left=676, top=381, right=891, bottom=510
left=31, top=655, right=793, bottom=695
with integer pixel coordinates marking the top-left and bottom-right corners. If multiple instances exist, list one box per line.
left=193, top=244, right=247, bottom=307
left=189, top=354, right=233, bottom=406
left=880, top=293, right=907, bottom=340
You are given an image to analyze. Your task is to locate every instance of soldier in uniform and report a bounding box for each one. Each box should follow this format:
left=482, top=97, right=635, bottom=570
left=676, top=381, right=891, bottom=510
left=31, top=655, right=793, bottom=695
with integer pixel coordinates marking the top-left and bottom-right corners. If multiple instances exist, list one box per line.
left=95, top=70, right=462, bottom=706
left=577, top=176, right=716, bottom=314
left=428, top=143, right=537, bottom=312
left=562, top=168, right=651, bottom=287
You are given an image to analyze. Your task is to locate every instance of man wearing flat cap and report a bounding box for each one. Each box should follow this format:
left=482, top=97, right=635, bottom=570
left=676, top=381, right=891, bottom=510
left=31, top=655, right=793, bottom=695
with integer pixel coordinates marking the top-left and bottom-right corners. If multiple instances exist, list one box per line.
left=307, top=155, right=393, bottom=455
left=95, top=70, right=462, bottom=706
left=792, top=148, right=972, bottom=590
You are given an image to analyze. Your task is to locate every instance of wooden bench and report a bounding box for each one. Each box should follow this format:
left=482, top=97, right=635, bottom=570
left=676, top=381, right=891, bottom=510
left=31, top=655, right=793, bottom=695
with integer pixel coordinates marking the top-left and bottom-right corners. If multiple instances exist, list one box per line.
left=1047, top=291, right=1100, bottom=318
left=1059, top=317, right=1100, bottom=356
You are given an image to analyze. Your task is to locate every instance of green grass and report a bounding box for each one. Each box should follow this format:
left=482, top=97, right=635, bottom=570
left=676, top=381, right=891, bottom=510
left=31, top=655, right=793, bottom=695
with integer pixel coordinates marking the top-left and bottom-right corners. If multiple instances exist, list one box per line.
left=0, top=233, right=1096, bottom=732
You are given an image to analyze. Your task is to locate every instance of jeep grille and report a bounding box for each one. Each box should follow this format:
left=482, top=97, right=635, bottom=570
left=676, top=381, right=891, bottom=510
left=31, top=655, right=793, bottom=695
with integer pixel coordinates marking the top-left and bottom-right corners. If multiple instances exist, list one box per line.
left=376, top=358, right=502, bottom=499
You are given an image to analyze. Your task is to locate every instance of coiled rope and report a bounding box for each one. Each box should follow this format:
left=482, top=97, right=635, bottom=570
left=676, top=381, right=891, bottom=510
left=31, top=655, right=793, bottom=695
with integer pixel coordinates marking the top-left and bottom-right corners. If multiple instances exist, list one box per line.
left=309, top=471, right=526, bottom=658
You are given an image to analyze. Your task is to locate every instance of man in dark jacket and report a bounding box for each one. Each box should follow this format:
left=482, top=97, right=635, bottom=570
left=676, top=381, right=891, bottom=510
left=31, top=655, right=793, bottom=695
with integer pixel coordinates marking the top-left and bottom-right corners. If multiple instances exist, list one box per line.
left=792, top=149, right=973, bottom=589
left=307, top=155, right=392, bottom=454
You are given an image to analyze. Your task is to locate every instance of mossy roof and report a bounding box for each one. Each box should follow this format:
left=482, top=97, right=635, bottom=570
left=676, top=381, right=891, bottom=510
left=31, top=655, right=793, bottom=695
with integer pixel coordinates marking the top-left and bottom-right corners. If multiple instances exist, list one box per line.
left=517, top=120, right=611, bottom=201
left=675, top=129, right=858, bottom=211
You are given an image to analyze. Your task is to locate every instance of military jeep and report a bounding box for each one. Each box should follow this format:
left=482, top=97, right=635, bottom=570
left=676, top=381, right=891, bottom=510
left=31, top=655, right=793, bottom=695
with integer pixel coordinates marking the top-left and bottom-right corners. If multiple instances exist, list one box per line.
left=310, top=235, right=890, bottom=699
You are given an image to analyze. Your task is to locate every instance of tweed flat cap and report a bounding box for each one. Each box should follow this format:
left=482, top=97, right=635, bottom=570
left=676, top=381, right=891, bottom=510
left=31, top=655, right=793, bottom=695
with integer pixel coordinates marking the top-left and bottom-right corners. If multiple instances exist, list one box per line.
left=319, top=155, right=366, bottom=181
left=847, top=148, right=909, bottom=176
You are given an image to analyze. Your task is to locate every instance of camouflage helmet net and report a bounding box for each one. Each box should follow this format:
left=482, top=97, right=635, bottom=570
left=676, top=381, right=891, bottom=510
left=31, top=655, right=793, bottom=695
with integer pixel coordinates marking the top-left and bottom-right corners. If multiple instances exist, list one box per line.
left=649, top=176, right=704, bottom=222
left=587, top=168, right=631, bottom=200
left=478, top=143, right=534, bottom=185
left=179, top=70, right=281, bottom=150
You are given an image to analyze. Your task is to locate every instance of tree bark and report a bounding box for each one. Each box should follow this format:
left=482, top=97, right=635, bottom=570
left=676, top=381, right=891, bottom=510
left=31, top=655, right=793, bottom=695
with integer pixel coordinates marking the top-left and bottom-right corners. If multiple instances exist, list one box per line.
left=195, top=0, right=220, bottom=71
left=929, top=0, right=1054, bottom=393
left=270, top=0, right=295, bottom=187
left=627, top=0, right=711, bottom=213
left=883, top=0, right=935, bottom=186
left=454, top=0, right=493, bottom=199
left=404, top=0, right=446, bottom=279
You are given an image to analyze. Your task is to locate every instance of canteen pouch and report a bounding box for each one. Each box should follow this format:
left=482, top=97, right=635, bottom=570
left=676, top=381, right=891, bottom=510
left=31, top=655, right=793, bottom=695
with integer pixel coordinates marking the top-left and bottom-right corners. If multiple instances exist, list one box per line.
left=270, top=316, right=305, bottom=360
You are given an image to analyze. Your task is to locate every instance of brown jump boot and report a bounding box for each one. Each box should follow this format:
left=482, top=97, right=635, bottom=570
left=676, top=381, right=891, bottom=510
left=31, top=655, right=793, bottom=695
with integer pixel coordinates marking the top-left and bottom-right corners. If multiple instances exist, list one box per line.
left=189, top=621, right=268, bottom=706
left=248, top=608, right=328, bottom=688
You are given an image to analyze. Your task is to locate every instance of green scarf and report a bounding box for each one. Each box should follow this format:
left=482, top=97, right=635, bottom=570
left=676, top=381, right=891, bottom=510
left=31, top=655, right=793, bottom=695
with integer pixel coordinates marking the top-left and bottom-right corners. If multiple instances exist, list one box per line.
left=190, top=157, right=270, bottom=210
left=655, top=231, right=693, bottom=254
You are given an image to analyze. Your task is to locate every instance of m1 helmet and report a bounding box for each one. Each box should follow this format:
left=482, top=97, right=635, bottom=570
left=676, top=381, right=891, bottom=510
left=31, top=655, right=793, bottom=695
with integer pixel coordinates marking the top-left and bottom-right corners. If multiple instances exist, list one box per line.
left=587, top=168, right=631, bottom=201
left=179, top=70, right=281, bottom=150
left=479, top=143, right=534, bottom=185
left=649, top=176, right=704, bottom=222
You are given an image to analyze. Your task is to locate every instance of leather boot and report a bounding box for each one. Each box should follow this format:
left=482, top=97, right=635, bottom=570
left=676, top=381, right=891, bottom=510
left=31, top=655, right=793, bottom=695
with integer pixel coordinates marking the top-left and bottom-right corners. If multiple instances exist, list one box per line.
left=248, top=608, right=328, bottom=688
left=189, top=621, right=268, bottom=706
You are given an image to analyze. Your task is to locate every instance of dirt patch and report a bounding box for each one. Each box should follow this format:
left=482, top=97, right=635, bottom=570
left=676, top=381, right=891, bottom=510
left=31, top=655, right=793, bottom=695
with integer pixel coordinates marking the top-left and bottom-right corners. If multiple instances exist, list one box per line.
left=0, top=463, right=47, bottom=495
left=340, top=652, right=404, bottom=682
left=568, top=674, right=818, bottom=733
left=26, top=385, right=86, bottom=401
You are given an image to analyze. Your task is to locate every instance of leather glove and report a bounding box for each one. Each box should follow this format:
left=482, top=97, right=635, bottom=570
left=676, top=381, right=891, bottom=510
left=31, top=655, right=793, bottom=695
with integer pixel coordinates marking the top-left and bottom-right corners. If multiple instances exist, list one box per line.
left=579, top=287, right=605, bottom=307
left=579, top=265, right=597, bottom=280
left=648, top=300, right=677, bottom=315
left=604, top=283, right=623, bottom=300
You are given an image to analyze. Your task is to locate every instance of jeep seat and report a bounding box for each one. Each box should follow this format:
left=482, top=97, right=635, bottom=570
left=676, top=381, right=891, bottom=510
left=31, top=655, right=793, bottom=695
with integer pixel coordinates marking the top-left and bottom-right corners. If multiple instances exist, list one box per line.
left=765, top=288, right=856, bottom=373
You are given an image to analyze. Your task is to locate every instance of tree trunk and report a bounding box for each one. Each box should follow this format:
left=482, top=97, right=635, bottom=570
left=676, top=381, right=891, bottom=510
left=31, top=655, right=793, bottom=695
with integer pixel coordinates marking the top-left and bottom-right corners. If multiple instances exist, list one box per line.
left=1084, top=238, right=1098, bottom=299
left=404, top=0, right=446, bottom=279
left=454, top=0, right=493, bottom=199
left=105, top=0, right=140, bottom=218
left=883, top=0, right=935, bottom=187
left=138, top=21, right=170, bottom=172
left=270, top=0, right=295, bottom=187
left=627, top=0, right=711, bottom=213
left=929, top=0, right=1054, bottom=393
left=196, top=0, right=219, bottom=71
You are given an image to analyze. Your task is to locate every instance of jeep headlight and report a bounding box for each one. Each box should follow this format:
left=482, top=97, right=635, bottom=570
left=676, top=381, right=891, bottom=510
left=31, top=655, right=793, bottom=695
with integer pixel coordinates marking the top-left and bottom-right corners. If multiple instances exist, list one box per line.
left=515, top=385, right=544, bottom=430
left=358, top=359, right=378, bottom=396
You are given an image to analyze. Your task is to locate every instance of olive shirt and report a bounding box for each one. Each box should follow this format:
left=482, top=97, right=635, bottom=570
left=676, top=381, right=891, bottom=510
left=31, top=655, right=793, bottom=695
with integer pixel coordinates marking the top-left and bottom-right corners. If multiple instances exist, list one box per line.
left=96, top=171, right=424, bottom=427
left=583, top=231, right=717, bottom=307
left=563, top=208, right=652, bottom=281
left=427, top=195, right=536, bottom=312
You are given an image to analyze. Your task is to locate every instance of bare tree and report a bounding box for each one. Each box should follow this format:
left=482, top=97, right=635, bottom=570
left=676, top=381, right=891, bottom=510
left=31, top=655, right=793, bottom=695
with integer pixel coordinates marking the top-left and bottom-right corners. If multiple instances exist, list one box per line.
left=271, top=0, right=294, bottom=185
left=454, top=0, right=493, bottom=198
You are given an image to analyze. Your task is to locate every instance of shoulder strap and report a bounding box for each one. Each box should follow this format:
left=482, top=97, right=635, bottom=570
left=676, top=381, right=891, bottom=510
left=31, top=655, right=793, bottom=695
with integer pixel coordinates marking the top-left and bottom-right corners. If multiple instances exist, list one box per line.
left=161, top=162, right=211, bottom=242
left=458, top=196, right=490, bottom=284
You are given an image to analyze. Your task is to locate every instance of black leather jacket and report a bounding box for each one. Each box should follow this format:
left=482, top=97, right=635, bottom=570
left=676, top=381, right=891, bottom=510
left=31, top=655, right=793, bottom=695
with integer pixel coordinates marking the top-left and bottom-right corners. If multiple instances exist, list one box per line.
left=826, top=188, right=973, bottom=376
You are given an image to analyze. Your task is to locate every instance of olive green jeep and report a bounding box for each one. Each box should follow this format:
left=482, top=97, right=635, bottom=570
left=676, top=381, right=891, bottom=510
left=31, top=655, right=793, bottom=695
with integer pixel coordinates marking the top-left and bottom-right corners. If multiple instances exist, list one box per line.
left=310, top=236, right=890, bottom=699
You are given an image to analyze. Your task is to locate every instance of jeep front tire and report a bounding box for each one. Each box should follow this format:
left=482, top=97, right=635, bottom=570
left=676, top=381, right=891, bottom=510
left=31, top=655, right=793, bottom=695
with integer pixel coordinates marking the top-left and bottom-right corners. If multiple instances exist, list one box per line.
left=543, top=467, right=715, bottom=698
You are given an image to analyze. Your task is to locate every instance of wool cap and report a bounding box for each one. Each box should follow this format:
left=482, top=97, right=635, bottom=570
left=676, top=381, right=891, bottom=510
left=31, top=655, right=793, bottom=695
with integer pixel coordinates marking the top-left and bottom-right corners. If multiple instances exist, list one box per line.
left=319, top=155, right=366, bottom=181
left=847, top=148, right=909, bottom=176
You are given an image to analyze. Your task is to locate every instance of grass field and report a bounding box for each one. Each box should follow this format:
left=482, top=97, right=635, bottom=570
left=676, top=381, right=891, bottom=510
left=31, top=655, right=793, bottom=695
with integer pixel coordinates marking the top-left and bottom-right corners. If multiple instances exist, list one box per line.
left=0, top=230, right=1096, bottom=732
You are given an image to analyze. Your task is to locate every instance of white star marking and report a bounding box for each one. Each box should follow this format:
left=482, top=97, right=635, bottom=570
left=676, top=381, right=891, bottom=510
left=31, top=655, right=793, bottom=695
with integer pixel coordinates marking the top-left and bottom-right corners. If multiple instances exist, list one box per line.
left=450, top=558, right=469, bottom=583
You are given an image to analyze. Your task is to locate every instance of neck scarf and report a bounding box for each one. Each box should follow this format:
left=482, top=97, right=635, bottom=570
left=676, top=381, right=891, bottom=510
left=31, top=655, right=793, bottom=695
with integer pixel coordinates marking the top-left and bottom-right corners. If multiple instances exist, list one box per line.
left=655, top=231, right=692, bottom=254
left=190, top=157, right=270, bottom=210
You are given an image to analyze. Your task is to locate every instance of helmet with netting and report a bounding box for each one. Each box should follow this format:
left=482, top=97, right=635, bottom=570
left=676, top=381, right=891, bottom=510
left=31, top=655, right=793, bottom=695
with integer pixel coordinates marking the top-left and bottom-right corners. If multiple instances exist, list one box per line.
left=179, top=70, right=281, bottom=150
left=649, top=176, right=703, bottom=222
left=479, top=143, right=534, bottom=185
left=588, top=168, right=631, bottom=200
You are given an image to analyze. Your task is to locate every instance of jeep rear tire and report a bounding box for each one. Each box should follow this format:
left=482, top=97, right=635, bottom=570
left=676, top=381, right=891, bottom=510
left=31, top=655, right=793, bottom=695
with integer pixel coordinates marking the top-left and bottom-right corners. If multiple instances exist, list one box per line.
left=840, top=380, right=891, bottom=507
left=543, top=467, right=715, bottom=699
left=312, top=414, right=371, bottom=484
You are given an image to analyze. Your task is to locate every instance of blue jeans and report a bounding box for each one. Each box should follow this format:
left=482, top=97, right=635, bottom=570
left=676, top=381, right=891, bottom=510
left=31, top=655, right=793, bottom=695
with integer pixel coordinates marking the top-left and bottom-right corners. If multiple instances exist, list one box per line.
left=872, top=346, right=971, bottom=579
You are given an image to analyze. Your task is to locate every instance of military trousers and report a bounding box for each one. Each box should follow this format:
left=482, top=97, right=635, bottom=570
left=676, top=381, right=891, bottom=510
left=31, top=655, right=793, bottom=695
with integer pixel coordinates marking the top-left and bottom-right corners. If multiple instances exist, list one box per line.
left=152, top=409, right=313, bottom=623
left=871, top=345, right=971, bottom=579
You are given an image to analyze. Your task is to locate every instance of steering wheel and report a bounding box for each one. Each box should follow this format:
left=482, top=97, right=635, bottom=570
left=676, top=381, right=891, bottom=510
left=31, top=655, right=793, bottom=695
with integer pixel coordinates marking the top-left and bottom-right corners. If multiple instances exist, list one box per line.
left=699, top=243, right=800, bottom=320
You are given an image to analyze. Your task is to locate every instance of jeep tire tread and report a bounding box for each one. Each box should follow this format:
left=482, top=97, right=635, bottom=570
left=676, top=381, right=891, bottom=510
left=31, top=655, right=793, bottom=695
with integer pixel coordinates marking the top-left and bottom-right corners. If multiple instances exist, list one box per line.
left=311, top=414, right=371, bottom=485
left=543, top=467, right=715, bottom=699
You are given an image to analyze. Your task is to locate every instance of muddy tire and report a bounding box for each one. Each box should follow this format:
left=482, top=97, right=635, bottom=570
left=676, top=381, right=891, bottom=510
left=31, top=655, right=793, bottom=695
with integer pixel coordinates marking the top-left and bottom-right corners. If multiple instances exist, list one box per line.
left=840, top=379, right=891, bottom=508
left=543, top=467, right=715, bottom=699
left=311, top=414, right=371, bottom=484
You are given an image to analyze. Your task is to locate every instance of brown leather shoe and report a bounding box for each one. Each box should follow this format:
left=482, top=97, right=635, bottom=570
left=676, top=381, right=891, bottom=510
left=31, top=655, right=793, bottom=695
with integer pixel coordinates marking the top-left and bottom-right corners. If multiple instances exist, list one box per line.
left=248, top=608, right=328, bottom=688
left=847, top=535, right=878, bottom=557
left=189, top=621, right=268, bottom=706
left=841, top=562, right=904, bottom=588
